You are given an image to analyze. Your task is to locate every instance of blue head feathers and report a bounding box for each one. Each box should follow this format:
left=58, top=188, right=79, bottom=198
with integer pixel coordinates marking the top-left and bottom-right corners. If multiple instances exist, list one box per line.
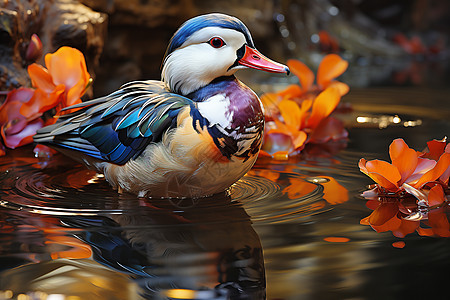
left=165, top=13, right=255, bottom=56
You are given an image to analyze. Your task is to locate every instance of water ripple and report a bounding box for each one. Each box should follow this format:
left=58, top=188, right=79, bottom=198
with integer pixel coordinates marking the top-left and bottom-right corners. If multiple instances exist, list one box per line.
left=0, top=149, right=330, bottom=224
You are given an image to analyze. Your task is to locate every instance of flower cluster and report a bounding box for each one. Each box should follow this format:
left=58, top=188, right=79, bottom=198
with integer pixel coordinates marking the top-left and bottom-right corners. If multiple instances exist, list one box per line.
left=0, top=44, right=90, bottom=156
left=260, top=54, right=349, bottom=159
left=359, top=138, right=450, bottom=237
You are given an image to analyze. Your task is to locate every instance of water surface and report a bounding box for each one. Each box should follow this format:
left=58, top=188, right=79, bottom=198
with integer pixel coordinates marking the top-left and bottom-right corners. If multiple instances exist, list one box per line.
left=0, top=86, right=450, bottom=299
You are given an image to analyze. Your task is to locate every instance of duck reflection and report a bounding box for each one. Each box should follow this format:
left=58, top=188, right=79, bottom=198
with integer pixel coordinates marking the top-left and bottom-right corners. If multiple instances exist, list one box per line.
left=0, top=192, right=265, bottom=299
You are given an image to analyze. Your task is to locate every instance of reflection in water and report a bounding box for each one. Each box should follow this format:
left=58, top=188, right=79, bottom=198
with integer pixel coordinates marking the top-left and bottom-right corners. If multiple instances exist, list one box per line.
left=360, top=190, right=450, bottom=238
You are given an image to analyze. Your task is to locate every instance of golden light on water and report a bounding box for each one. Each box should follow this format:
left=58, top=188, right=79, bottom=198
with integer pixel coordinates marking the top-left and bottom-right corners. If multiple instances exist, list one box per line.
left=163, top=289, right=197, bottom=299
left=355, top=115, right=422, bottom=129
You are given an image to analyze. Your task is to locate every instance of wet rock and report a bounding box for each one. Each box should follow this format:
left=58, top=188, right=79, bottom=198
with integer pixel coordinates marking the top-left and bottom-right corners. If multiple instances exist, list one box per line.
left=0, top=0, right=107, bottom=97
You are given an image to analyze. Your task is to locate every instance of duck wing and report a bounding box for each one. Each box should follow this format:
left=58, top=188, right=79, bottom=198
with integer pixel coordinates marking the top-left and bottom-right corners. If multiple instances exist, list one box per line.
left=34, top=80, right=194, bottom=165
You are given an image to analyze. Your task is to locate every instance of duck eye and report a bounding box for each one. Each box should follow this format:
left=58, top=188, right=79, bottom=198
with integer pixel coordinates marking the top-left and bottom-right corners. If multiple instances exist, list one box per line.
left=209, top=37, right=225, bottom=48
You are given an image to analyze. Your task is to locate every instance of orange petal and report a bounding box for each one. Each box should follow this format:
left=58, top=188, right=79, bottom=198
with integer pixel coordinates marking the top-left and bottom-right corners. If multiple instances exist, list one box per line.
left=299, top=98, right=313, bottom=129
left=292, top=130, right=307, bottom=150
left=262, top=130, right=294, bottom=154
left=27, top=63, right=55, bottom=93
left=45, top=46, right=90, bottom=90
left=287, top=59, right=314, bottom=92
left=365, top=159, right=401, bottom=190
left=414, top=153, right=450, bottom=188
left=389, top=138, right=409, bottom=161
left=326, top=81, right=349, bottom=96
left=317, top=54, right=348, bottom=88
left=66, top=82, right=87, bottom=107
left=306, top=86, right=340, bottom=129
left=278, top=99, right=302, bottom=129
left=358, top=158, right=369, bottom=175
left=422, top=138, right=447, bottom=161
left=308, top=116, right=348, bottom=143
left=276, top=84, right=303, bottom=99
left=20, top=86, right=65, bottom=119
left=428, top=184, right=445, bottom=207
left=392, top=146, right=418, bottom=185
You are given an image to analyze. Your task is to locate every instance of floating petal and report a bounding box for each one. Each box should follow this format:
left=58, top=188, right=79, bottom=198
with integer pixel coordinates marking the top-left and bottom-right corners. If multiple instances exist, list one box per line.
left=365, top=159, right=401, bottom=190
left=414, top=153, right=450, bottom=188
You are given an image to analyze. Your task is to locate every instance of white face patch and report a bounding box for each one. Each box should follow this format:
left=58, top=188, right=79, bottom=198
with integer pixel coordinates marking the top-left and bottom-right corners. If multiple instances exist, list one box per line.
left=161, top=27, right=248, bottom=95
left=197, top=94, right=234, bottom=129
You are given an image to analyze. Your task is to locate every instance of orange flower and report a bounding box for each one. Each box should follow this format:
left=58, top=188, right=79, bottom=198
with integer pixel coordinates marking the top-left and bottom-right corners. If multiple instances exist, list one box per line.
left=360, top=138, right=450, bottom=237
left=0, top=88, right=44, bottom=150
left=260, top=54, right=349, bottom=158
left=21, top=46, right=90, bottom=122
left=359, top=138, right=450, bottom=193
left=280, top=54, right=349, bottom=100
left=0, top=46, right=91, bottom=157
left=261, top=86, right=346, bottom=156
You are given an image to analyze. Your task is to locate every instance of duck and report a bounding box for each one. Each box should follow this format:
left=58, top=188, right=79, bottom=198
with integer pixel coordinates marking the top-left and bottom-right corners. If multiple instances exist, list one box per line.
left=33, top=13, right=290, bottom=198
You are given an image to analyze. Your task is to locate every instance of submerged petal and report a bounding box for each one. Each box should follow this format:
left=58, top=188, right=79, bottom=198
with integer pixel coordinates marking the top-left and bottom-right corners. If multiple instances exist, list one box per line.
left=317, top=54, right=348, bottom=88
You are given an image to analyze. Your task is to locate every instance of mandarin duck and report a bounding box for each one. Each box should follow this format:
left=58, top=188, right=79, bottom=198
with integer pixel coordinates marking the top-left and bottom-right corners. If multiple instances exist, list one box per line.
left=34, top=13, right=289, bottom=198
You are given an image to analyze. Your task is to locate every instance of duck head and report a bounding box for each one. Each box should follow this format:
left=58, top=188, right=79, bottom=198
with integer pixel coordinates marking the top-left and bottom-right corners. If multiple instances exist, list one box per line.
left=161, top=13, right=290, bottom=95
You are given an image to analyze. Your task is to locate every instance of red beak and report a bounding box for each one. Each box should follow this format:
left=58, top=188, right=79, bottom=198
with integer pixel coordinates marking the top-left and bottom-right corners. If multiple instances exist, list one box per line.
left=238, top=45, right=290, bottom=75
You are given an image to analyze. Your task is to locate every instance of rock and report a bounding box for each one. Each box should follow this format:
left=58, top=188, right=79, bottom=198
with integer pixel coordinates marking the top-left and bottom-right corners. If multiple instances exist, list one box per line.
left=0, top=0, right=107, bottom=98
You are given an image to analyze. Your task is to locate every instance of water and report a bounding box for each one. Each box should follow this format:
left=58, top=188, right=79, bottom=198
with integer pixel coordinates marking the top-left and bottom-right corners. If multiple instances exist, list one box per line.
left=0, top=86, right=450, bottom=299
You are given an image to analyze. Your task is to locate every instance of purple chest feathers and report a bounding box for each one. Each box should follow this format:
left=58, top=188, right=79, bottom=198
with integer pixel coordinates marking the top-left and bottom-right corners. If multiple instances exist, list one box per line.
left=190, top=76, right=264, bottom=160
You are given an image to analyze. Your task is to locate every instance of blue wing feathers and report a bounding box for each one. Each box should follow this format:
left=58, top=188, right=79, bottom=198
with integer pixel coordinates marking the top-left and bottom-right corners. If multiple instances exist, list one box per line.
left=33, top=80, right=193, bottom=165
